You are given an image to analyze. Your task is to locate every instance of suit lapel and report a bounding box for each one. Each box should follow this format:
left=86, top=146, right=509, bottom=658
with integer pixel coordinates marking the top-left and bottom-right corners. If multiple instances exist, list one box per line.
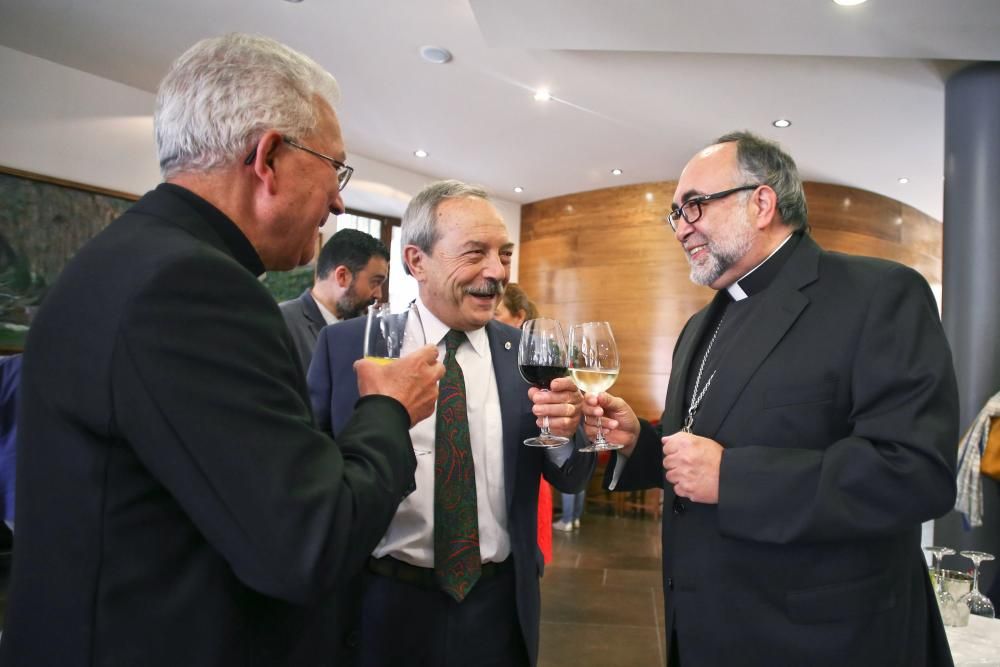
left=692, top=235, right=821, bottom=438
left=485, top=321, right=522, bottom=510
left=301, top=290, right=325, bottom=336
left=663, top=294, right=727, bottom=430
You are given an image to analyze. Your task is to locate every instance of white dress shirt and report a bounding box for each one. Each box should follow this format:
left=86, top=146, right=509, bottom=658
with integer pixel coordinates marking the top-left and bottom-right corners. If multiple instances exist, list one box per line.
left=373, top=297, right=510, bottom=567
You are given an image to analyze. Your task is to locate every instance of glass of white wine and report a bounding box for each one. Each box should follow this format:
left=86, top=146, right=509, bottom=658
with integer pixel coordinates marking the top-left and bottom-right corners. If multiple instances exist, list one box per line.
left=363, top=302, right=431, bottom=455
left=568, top=321, right=622, bottom=453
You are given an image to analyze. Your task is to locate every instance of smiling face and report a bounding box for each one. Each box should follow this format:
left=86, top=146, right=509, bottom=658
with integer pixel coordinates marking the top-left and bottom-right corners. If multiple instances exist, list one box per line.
left=671, top=143, right=760, bottom=290
left=407, top=196, right=513, bottom=332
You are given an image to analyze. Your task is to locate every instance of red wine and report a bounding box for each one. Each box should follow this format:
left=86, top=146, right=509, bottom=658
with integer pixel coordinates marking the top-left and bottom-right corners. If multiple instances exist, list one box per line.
left=519, top=364, right=567, bottom=389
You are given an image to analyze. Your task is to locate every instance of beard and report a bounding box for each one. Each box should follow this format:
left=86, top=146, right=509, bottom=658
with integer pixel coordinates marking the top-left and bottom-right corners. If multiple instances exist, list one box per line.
left=687, top=206, right=756, bottom=287
left=335, top=281, right=369, bottom=320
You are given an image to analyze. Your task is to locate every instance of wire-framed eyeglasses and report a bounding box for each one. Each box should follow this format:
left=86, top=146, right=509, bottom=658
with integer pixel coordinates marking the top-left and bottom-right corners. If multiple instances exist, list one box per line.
left=665, top=184, right=761, bottom=231
left=244, top=136, right=354, bottom=191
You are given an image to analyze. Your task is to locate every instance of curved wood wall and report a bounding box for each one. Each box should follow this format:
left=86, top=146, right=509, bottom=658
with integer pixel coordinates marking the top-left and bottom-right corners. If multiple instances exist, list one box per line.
left=517, top=181, right=942, bottom=420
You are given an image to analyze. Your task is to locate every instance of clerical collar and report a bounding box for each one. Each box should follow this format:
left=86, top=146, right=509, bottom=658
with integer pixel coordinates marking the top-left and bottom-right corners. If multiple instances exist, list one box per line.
left=725, top=232, right=801, bottom=301
left=157, top=183, right=266, bottom=277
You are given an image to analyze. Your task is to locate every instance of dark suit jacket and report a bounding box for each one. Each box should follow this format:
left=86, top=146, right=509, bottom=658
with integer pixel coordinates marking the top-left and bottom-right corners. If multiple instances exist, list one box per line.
left=612, top=234, right=958, bottom=666
left=0, top=184, right=417, bottom=667
left=309, top=316, right=596, bottom=667
left=279, top=288, right=327, bottom=376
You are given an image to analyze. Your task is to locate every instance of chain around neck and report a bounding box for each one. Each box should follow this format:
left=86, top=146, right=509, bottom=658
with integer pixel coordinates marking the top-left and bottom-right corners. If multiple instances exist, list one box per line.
left=684, top=312, right=726, bottom=433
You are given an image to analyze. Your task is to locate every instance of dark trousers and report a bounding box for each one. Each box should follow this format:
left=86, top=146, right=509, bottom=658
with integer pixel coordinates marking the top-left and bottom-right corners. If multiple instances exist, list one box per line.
left=357, top=561, right=529, bottom=667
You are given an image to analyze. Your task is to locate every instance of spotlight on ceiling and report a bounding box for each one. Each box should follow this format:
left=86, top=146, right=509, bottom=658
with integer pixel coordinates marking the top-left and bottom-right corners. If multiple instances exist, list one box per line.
left=898, top=177, right=909, bottom=184
left=833, top=0, right=867, bottom=5
left=513, top=186, right=524, bottom=193
left=419, top=46, right=453, bottom=65
left=413, top=149, right=428, bottom=158
left=533, top=89, right=551, bottom=102
left=772, top=119, right=792, bottom=128
left=611, top=168, right=623, bottom=176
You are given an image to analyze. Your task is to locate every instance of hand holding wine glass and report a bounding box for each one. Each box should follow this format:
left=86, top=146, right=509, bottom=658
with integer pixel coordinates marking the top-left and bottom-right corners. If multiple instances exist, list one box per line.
left=518, top=318, right=570, bottom=447
left=568, top=321, right=623, bottom=452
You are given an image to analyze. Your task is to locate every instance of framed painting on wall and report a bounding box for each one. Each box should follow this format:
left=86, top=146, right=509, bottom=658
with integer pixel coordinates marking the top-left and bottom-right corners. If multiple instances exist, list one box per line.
left=0, top=166, right=138, bottom=353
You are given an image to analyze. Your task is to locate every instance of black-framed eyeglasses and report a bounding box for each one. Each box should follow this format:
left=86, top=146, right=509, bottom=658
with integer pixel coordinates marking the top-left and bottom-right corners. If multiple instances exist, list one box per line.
left=243, top=136, right=354, bottom=191
left=665, top=184, right=761, bottom=231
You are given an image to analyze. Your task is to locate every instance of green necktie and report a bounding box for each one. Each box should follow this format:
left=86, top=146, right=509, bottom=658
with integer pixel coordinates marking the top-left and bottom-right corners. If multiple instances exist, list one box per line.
left=433, top=329, right=481, bottom=602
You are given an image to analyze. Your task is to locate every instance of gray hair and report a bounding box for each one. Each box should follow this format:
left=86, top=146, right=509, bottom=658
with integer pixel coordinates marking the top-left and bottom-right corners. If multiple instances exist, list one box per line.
left=401, top=180, right=491, bottom=276
left=714, top=131, right=808, bottom=231
left=154, top=33, right=341, bottom=179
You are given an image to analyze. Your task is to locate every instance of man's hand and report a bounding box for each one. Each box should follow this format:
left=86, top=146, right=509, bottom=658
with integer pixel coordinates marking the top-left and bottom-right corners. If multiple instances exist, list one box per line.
left=355, top=345, right=444, bottom=426
left=528, top=376, right=583, bottom=438
left=579, top=392, right=641, bottom=455
left=662, top=432, right=723, bottom=504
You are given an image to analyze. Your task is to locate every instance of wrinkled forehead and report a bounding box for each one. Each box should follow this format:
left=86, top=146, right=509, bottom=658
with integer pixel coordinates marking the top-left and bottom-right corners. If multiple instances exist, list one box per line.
left=435, top=197, right=511, bottom=246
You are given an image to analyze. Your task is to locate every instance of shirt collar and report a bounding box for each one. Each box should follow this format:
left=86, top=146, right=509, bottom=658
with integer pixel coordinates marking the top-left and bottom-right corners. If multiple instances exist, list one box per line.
left=415, top=297, right=489, bottom=358
left=726, top=232, right=800, bottom=301
left=313, top=296, right=340, bottom=326
left=158, top=183, right=265, bottom=277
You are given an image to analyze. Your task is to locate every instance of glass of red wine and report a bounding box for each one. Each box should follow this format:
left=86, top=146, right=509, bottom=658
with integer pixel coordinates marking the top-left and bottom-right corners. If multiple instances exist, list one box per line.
left=518, top=318, right=570, bottom=448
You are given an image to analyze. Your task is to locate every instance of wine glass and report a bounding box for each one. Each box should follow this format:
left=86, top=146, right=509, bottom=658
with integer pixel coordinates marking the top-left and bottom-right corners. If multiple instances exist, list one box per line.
left=518, top=318, right=570, bottom=448
left=568, top=321, right=622, bottom=453
left=364, top=302, right=431, bottom=455
left=924, top=545, right=960, bottom=626
left=958, top=551, right=996, bottom=618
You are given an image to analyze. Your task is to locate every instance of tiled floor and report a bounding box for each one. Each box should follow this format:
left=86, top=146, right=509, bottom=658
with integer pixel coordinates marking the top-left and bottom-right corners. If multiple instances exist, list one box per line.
left=539, top=512, right=665, bottom=667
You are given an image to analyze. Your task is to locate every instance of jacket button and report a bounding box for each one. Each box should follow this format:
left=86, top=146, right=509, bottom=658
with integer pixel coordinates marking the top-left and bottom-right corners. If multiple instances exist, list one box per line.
left=667, top=577, right=674, bottom=591
left=672, top=497, right=686, bottom=514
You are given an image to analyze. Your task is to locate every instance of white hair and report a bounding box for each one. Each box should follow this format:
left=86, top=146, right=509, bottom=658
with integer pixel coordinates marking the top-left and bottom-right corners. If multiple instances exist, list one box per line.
left=400, top=180, right=491, bottom=276
left=154, top=33, right=340, bottom=179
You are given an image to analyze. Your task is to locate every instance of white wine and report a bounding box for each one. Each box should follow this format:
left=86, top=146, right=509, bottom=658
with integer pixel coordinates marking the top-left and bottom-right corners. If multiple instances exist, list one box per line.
left=570, top=368, right=619, bottom=394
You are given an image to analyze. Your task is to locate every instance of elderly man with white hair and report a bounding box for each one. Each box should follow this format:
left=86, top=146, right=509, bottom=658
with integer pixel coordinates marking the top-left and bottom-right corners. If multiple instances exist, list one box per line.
left=1, top=33, right=444, bottom=666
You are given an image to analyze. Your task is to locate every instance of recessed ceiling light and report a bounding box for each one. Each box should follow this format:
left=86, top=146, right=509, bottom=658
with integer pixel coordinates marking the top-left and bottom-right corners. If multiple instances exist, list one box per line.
left=611, top=168, right=623, bottom=176
left=282, top=0, right=304, bottom=3
left=413, top=149, right=428, bottom=158
left=513, top=186, right=524, bottom=193
left=833, top=0, right=867, bottom=5
left=897, top=177, right=909, bottom=184
left=772, top=119, right=791, bottom=128
left=419, top=46, right=452, bottom=65
left=533, top=89, right=551, bottom=102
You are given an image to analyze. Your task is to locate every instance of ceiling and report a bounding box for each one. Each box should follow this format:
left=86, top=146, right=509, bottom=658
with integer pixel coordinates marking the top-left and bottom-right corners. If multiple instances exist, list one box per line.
left=1, top=0, right=998, bottom=220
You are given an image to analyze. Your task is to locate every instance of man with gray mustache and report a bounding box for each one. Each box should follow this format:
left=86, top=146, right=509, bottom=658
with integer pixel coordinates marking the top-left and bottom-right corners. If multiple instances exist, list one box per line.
left=308, top=179, right=596, bottom=666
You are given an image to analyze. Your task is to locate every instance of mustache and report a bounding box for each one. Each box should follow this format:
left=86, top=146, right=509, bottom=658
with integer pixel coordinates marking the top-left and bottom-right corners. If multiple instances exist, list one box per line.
left=465, top=279, right=503, bottom=297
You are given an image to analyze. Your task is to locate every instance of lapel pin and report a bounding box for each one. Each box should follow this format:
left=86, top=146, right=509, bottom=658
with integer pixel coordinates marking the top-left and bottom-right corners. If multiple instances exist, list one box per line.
left=504, top=341, right=512, bottom=350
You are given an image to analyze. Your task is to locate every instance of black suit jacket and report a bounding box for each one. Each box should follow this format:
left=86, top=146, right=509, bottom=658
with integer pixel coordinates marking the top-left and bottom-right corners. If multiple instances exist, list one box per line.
left=309, top=316, right=596, bottom=667
left=279, top=288, right=327, bottom=376
left=1, top=184, right=416, bottom=666
left=613, top=235, right=958, bottom=666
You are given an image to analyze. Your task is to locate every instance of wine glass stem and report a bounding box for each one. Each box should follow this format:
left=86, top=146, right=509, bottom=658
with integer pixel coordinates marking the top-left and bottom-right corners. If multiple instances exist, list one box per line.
left=972, top=560, right=980, bottom=592
left=595, top=415, right=605, bottom=443
left=540, top=390, right=551, bottom=436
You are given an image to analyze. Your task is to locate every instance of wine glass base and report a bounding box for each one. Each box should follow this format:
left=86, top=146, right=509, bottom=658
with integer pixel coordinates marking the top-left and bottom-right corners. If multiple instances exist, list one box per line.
left=413, top=448, right=433, bottom=456
left=579, top=441, right=624, bottom=453
left=523, top=435, right=570, bottom=448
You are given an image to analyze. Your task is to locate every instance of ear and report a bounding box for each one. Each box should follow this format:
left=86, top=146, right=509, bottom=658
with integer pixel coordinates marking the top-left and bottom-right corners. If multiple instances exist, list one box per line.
left=248, top=130, right=284, bottom=195
left=333, top=265, right=352, bottom=288
left=751, top=185, right=779, bottom=230
left=403, top=244, right=426, bottom=280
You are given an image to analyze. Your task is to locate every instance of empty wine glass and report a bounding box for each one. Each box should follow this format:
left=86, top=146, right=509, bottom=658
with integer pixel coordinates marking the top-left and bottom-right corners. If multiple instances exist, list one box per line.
left=518, top=318, right=570, bottom=448
left=958, top=551, right=996, bottom=618
left=568, top=321, right=622, bottom=453
left=924, top=545, right=960, bottom=626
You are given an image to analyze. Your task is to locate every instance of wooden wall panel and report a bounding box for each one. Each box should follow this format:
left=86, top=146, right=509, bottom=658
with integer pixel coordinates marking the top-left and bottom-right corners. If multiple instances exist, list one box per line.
left=518, top=181, right=942, bottom=421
